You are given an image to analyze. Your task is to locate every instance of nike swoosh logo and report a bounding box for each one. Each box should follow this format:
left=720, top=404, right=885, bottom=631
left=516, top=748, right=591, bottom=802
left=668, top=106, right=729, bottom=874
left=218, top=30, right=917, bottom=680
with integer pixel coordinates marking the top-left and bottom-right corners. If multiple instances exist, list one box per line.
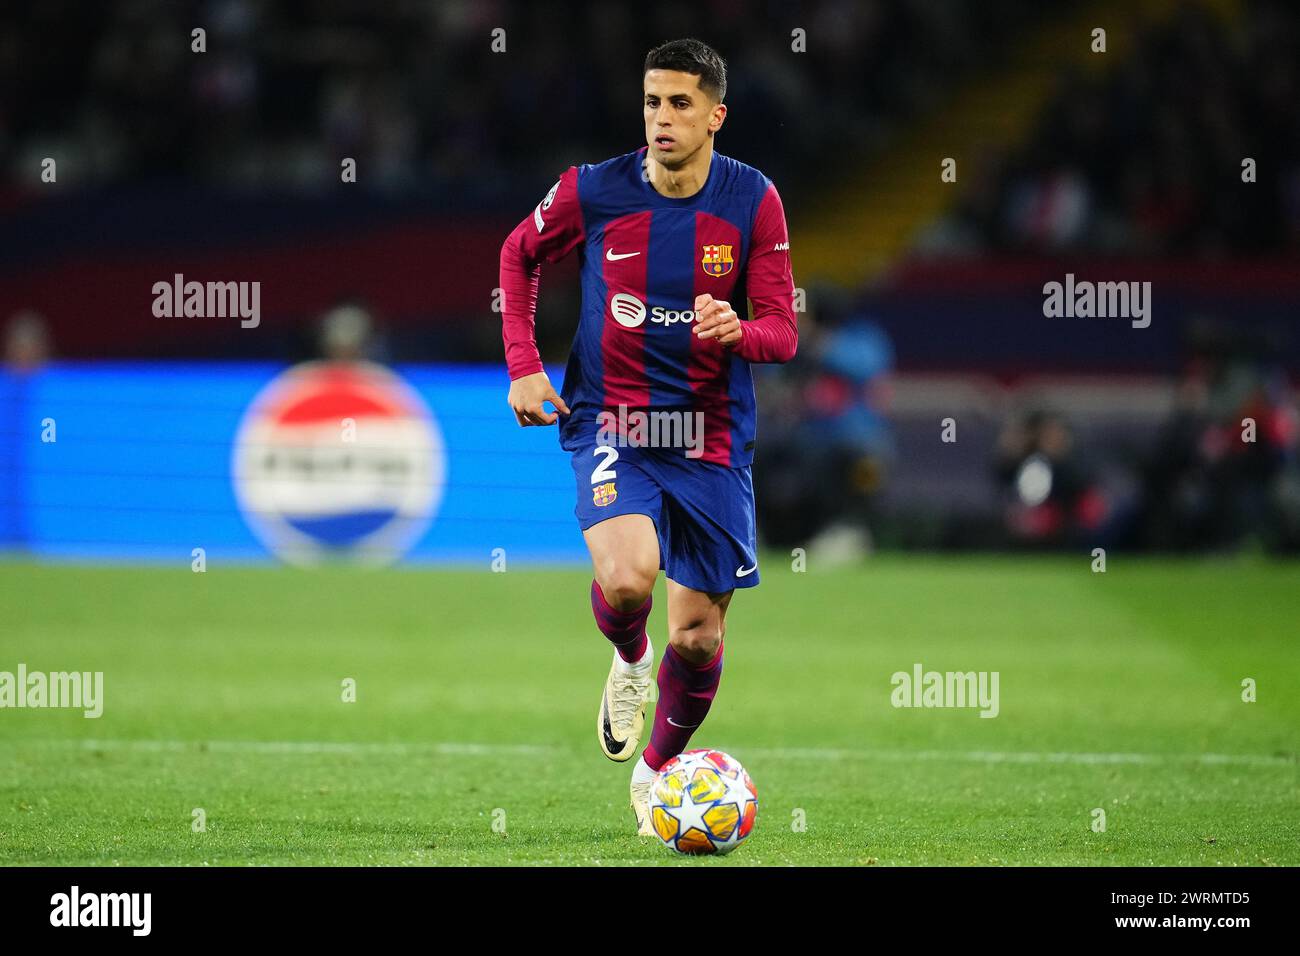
left=601, top=690, right=628, bottom=755
left=606, top=249, right=640, bottom=261
left=666, top=717, right=699, bottom=728
left=735, top=564, right=758, bottom=577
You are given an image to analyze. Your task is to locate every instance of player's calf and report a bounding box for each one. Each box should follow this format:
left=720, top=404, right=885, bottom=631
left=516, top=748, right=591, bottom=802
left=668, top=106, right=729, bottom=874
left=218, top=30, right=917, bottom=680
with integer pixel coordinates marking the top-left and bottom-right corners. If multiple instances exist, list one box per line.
left=640, top=636, right=724, bottom=772
left=591, top=578, right=653, bottom=665
left=629, top=634, right=724, bottom=833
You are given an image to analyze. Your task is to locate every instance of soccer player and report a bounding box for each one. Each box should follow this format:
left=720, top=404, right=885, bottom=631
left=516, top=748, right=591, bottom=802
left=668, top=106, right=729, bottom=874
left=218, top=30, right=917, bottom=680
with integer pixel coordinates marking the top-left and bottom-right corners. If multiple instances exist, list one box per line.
left=498, top=38, right=796, bottom=834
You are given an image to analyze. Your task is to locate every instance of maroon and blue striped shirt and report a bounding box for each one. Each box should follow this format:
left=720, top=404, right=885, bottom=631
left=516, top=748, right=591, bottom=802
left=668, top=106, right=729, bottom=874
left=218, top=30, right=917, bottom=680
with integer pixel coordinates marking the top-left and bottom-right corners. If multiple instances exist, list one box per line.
left=500, top=147, right=796, bottom=467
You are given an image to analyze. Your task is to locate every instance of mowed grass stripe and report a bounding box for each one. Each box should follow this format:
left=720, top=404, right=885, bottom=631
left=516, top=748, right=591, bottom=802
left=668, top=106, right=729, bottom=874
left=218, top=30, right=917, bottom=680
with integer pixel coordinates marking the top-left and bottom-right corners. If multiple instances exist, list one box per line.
left=6, top=738, right=1294, bottom=767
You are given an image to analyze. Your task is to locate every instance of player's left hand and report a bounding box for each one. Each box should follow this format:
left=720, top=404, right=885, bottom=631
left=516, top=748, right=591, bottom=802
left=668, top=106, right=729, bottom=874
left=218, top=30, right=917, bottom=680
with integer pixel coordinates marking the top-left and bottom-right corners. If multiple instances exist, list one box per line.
left=693, top=293, right=742, bottom=348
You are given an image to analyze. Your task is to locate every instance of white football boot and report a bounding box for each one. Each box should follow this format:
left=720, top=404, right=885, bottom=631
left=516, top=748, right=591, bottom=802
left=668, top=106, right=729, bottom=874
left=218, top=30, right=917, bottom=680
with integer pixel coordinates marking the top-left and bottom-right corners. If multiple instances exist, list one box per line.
left=596, top=642, right=653, bottom=762
left=630, top=757, right=657, bottom=837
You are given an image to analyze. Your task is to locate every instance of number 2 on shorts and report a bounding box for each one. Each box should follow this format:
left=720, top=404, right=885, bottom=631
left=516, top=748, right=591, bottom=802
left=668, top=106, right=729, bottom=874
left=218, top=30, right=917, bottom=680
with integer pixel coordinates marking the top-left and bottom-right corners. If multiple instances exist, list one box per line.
left=591, top=445, right=618, bottom=484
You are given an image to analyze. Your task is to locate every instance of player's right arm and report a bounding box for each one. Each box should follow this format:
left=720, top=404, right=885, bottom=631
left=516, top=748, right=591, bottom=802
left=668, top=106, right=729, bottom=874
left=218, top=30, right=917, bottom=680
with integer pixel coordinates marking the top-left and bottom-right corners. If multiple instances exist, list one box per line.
left=499, top=166, right=584, bottom=426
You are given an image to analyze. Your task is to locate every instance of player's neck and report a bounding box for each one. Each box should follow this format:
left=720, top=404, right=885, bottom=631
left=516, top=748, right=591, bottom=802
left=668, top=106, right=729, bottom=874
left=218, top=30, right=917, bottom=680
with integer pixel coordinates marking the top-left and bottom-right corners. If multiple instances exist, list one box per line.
left=646, top=145, right=714, bottom=199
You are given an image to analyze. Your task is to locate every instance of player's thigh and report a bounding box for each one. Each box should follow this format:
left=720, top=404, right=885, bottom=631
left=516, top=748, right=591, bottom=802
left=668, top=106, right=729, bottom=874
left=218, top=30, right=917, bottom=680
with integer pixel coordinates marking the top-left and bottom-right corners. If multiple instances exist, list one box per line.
left=665, top=579, right=732, bottom=664
left=584, top=514, right=660, bottom=610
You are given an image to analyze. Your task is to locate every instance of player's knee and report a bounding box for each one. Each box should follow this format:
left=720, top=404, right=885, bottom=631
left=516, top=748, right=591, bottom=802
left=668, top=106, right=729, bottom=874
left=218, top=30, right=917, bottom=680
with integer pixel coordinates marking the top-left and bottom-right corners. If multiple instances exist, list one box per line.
left=669, top=618, right=723, bottom=664
left=595, top=565, right=655, bottom=611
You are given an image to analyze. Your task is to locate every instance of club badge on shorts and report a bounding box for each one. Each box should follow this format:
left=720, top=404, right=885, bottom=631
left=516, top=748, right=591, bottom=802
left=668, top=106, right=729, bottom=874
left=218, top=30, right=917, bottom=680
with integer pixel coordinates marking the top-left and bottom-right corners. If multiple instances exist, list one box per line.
left=593, top=481, right=617, bottom=507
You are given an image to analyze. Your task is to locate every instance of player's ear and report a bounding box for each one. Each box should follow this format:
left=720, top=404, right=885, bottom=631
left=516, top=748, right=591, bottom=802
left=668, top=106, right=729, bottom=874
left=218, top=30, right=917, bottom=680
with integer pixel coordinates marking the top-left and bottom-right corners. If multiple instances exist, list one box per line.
left=710, top=103, right=727, bottom=133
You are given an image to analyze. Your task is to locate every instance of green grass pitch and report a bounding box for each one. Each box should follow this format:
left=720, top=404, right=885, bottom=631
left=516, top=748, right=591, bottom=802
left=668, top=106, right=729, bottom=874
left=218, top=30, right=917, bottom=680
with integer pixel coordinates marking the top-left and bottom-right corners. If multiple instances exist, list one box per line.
left=1, top=556, right=1296, bottom=866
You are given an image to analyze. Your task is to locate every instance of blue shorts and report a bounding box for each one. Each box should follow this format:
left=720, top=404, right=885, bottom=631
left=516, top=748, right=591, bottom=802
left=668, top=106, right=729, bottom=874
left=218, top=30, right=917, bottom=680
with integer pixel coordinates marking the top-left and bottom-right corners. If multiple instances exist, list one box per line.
left=567, top=430, right=760, bottom=594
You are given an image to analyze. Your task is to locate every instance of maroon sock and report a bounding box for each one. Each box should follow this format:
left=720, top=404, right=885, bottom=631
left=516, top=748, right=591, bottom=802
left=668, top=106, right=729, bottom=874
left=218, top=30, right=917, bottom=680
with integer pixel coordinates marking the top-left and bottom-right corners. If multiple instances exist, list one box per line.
left=642, top=640, right=724, bottom=771
left=590, top=580, right=650, bottom=663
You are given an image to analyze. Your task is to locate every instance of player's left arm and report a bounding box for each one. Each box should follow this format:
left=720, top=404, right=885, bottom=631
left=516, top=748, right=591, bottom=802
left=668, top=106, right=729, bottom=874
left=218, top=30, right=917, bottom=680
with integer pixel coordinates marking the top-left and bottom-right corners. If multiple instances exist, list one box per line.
left=693, top=182, right=797, bottom=363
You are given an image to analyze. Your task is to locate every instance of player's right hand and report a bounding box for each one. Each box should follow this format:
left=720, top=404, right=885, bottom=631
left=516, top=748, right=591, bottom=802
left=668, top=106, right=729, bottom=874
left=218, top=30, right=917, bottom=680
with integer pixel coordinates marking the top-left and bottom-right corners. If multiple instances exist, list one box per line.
left=507, top=371, right=571, bottom=426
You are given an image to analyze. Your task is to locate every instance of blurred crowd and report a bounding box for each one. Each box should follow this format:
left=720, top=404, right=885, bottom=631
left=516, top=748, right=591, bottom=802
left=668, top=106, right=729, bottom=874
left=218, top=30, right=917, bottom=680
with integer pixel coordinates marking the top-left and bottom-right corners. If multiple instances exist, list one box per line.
left=925, top=0, right=1300, bottom=256
left=756, top=286, right=895, bottom=557
left=995, top=325, right=1300, bottom=553
left=3, top=1, right=1295, bottom=246
left=4, top=1, right=1298, bottom=555
left=2, top=0, right=1041, bottom=206
left=757, top=305, right=1300, bottom=556
left=1135, top=320, right=1300, bottom=551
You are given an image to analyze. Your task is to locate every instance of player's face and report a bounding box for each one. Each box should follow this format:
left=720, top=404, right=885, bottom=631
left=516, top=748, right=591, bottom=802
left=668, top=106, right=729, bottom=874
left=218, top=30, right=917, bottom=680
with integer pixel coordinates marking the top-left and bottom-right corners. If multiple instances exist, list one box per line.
left=643, top=70, right=725, bottom=169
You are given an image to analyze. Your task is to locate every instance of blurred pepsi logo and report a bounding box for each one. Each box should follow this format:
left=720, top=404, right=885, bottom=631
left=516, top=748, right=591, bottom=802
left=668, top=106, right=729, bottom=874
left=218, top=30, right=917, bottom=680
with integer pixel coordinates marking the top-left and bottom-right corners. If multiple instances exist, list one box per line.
left=232, top=361, right=444, bottom=565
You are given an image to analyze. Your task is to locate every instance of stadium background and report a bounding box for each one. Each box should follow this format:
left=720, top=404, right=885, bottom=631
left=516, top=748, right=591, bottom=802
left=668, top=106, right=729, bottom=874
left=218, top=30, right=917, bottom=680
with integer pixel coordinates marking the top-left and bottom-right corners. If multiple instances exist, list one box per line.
left=2, top=0, right=1298, bottom=563
left=1, top=0, right=1298, bottom=867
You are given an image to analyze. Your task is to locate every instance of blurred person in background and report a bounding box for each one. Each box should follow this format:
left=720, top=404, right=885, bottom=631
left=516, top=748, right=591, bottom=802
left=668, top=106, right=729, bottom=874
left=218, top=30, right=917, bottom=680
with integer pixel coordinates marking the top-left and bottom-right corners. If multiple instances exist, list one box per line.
left=1141, top=320, right=1300, bottom=551
left=317, top=301, right=376, bottom=362
left=756, top=300, right=895, bottom=561
left=311, top=300, right=396, bottom=367
left=3, top=310, right=52, bottom=373
left=995, top=409, right=1109, bottom=548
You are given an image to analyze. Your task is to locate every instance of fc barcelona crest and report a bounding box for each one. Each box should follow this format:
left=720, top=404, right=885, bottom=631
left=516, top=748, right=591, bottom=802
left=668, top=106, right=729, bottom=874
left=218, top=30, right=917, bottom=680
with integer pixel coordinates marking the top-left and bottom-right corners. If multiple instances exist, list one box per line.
left=593, top=481, right=618, bottom=507
left=701, top=243, right=735, bottom=277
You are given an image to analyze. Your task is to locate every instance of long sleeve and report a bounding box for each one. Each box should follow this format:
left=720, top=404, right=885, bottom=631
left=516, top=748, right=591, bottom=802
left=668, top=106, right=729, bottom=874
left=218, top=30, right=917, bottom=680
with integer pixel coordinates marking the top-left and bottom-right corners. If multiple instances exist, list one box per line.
left=733, top=182, right=797, bottom=364
left=498, top=166, right=586, bottom=379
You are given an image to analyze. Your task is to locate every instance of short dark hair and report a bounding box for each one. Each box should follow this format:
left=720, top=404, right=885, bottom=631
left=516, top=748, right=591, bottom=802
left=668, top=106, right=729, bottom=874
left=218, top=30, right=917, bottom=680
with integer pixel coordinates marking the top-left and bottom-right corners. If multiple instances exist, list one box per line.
left=644, top=38, right=727, bottom=103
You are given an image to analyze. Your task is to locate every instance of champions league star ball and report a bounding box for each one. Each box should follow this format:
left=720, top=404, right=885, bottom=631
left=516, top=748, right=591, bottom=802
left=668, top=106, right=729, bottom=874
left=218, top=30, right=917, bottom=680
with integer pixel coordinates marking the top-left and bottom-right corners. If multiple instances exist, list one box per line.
left=649, top=749, right=757, bottom=855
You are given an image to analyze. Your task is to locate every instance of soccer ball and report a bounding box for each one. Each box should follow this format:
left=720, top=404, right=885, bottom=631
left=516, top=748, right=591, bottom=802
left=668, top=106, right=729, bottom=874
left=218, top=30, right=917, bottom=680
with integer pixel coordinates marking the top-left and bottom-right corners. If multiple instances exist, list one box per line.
left=649, top=749, right=757, bottom=855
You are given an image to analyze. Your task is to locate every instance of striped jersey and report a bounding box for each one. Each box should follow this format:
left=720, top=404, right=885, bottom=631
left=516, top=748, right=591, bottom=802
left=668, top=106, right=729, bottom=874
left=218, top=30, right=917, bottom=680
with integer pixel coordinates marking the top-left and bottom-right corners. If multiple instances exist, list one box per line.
left=499, top=146, right=797, bottom=467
